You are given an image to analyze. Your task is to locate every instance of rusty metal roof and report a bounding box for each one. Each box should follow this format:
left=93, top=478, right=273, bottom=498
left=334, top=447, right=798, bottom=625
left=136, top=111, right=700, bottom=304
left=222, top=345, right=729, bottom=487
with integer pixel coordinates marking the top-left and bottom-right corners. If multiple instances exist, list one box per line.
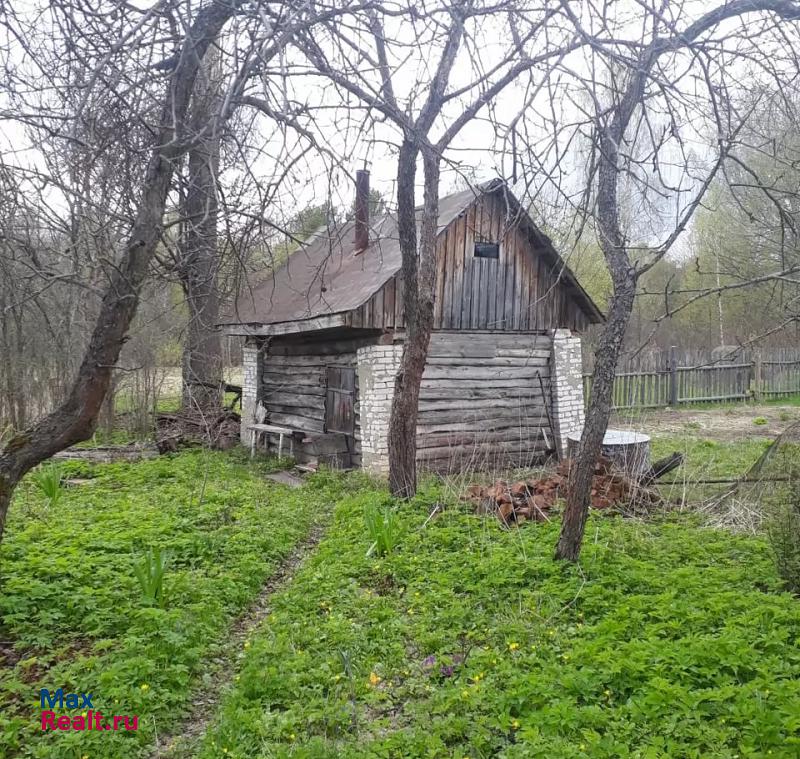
left=222, top=180, right=603, bottom=330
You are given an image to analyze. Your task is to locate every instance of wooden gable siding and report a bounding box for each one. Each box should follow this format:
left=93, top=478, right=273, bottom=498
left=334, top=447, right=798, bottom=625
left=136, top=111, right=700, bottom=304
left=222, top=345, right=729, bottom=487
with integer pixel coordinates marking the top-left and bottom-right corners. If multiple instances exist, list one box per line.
left=348, top=192, right=590, bottom=332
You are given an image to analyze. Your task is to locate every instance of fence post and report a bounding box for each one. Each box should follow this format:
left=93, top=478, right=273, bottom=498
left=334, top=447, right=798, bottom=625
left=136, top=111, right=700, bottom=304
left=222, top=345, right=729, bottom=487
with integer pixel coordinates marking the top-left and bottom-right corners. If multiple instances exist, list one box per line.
left=753, top=353, right=763, bottom=403
left=669, top=345, right=678, bottom=407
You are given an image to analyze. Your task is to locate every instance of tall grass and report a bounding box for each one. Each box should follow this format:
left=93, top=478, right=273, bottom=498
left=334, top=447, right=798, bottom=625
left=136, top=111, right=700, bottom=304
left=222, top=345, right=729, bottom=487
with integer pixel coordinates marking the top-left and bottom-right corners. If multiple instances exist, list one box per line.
left=32, top=463, right=64, bottom=508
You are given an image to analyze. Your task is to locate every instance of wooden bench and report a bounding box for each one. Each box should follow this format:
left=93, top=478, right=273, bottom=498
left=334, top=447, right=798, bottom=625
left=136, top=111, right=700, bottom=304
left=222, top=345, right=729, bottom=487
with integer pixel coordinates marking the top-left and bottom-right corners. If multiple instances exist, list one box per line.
left=247, top=403, right=300, bottom=459
left=247, top=423, right=296, bottom=459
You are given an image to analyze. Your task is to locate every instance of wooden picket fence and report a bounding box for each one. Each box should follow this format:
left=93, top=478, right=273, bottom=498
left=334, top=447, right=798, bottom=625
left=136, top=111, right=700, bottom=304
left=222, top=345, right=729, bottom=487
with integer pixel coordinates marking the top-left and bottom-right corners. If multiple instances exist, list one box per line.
left=583, top=347, right=800, bottom=410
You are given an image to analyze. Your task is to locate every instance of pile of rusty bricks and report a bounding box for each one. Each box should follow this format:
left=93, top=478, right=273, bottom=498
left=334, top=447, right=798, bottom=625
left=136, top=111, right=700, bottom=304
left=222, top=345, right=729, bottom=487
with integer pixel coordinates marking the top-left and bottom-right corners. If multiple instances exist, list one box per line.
left=463, top=457, right=658, bottom=526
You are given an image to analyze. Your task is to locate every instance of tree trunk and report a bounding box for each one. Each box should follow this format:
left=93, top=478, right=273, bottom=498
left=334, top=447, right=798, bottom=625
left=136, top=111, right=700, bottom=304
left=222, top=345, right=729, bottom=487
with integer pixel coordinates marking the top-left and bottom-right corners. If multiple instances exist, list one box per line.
left=0, top=1, right=235, bottom=544
left=388, top=144, right=440, bottom=498
left=178, top=71, right=223, bottom=415
left=555, top=274, right=636, bottom=561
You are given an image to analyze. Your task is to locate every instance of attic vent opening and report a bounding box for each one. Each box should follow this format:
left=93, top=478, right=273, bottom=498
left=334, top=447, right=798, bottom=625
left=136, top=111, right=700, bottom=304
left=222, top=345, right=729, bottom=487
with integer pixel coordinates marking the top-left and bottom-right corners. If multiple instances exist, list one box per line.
left=474, top=241, right=499, bottom=259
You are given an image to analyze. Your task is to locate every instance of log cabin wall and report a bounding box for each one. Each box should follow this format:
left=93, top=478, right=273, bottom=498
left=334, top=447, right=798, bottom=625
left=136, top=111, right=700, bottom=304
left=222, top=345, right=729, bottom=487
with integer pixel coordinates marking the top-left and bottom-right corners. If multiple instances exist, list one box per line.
left=257, top=333, right=382, bottom=467
left=348, top=191, right=591, bottom=333
left=416, top=331, right=553, bottom=472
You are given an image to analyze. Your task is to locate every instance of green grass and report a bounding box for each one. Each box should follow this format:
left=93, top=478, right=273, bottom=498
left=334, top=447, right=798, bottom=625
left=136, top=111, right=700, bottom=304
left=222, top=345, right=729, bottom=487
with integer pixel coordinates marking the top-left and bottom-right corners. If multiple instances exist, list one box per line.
left=0, top=451, right=353, bottom=758
left=3, top=440, right=799, bottom=758
left=650, top=435, right=772, bottom=503
left=764, top=394, right=800, bottom=407
left=612, top=394, right=800, bottom=417
left=189, top=486, right=800, bottom=758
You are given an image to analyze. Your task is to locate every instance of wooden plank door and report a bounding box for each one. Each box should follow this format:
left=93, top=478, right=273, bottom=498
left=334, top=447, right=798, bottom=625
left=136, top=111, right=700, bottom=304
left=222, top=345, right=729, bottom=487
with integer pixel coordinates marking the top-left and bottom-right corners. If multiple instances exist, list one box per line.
left=324, top=366, right=356, bottom=436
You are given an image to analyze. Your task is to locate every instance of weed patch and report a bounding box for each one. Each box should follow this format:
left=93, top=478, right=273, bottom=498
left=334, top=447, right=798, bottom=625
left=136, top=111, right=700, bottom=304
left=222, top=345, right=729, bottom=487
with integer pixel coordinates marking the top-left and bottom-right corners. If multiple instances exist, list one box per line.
left=0, top=451, right=353, bottom=758
left=194, top=487, right=800, bottom=758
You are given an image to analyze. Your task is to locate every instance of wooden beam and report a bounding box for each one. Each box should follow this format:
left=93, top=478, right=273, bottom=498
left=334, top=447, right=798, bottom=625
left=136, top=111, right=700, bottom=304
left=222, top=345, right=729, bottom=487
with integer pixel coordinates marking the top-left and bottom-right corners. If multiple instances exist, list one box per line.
left=221, top=313, right=348, bottom=336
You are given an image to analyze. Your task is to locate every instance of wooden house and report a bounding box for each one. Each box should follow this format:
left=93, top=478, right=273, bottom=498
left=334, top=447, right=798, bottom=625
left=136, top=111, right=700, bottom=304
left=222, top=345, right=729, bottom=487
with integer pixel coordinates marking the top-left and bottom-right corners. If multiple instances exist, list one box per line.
left=221, top=175, right=603, bottom=472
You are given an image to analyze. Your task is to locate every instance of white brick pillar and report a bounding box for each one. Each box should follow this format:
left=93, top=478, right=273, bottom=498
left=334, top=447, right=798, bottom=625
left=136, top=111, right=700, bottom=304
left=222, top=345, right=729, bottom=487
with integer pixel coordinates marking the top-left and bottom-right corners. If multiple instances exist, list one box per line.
left=550, top=329, right=585, bottom=459
left=356, top=343, right=404, bottom=474
left=240, top=337, right=264, bottom=445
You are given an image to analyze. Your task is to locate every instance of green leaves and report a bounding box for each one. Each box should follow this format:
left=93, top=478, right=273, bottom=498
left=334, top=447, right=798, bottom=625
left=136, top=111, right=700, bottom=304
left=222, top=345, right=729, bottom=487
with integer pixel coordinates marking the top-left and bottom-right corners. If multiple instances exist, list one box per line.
left=364, top=498, right=401, bottom=557
left=31, top=463, right=63, bottom=508
left=133, top=546, right=171, bottom=607
left=0, top=451, right=346, bottom=759
left=198, top=481, right=800, bottom=758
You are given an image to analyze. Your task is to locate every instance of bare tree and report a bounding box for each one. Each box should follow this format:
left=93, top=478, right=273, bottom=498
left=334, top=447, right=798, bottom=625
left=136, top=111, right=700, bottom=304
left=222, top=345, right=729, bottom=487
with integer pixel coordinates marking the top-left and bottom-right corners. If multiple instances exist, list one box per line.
left=0, top=0, right=363, bottom=543
left=292, top=0, right=579, bottom=496
left=177, top=54, right=225, bottom=414
left=548, top=0, right=800, bottom=560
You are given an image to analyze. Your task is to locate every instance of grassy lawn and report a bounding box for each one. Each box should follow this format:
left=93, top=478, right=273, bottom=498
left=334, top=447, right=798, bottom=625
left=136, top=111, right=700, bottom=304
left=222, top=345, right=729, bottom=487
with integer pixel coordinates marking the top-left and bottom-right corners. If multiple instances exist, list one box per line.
left=0, top=451, right=352, bottom=758
left=650, top=435, right=772, bottom=504
left=2, top=435, right=798, bottom=758
left=189, top=484, right=800, bottom=759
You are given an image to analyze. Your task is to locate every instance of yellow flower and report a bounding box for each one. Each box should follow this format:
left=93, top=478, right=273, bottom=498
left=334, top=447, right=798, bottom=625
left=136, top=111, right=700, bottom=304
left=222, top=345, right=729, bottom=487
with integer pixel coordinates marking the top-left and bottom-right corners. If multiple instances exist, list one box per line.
left=579, top=744, right=586, bottom=751
left=223, top=750, right=228, bottom=755
left=140, top=683, right=149, bottom=691
left=244, top=640, right=251, bottom=649
left=235, top=675, right=240, bottom=682
left=508, top=642, right=519, bottom=651
left=290, top=733, right=296, bottom=741
left=604, top=689, right=611, bottom=697
left=461, top=689, right=470, bottom=698
left=511, top=719, right=520, bottom=730
left=368, top=672, right=381, bottom=686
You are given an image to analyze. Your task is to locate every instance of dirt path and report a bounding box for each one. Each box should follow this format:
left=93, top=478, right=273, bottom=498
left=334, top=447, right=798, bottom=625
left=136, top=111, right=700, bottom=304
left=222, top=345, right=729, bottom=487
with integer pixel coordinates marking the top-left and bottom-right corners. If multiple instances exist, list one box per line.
left=612, top=402, right=800, bottom=442
left=150, top=519, right=327, bottom=758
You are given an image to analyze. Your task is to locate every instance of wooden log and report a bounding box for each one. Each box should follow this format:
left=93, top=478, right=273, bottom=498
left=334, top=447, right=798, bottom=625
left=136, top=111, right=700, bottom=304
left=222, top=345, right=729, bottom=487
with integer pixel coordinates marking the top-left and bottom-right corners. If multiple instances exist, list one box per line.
left=420, top=377, right=549, bottom=390
left=424, top=356, right=550, bottom=368
left=639, top=452, right=684, bottom=485
left=417, top=430, right=550, bottom=448
left=419, top=386, right=548, bottom=401
left=417, top=396, right=547, bottom=412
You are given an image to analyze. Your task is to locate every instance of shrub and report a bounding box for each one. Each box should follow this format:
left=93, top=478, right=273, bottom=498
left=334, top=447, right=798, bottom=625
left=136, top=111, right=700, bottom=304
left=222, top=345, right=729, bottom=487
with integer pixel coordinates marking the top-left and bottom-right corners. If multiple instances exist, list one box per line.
left=767, top=482, right=800, bottom=593
left=133, top=546, right=171, bottom=607
left=32, top=463, right=64, bottom=507
left=754, top=416, right=768, bottom=426
left=364, top=499, right=401, bottom=557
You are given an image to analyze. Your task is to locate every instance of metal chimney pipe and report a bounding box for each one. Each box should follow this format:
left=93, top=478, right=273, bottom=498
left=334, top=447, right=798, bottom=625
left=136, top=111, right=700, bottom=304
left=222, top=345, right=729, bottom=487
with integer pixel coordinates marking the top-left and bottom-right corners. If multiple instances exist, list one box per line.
left=354, top=169, right=369, bottom=253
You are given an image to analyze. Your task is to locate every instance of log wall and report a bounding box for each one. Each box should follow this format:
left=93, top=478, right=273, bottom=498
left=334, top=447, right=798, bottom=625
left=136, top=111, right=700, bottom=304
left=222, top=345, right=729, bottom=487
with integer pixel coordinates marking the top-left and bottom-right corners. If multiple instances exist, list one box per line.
left=255, top=330, right=556, bottom=473
left=416, top=331, right=554, bottom=472
left=258, top=333, right=380, bottom=467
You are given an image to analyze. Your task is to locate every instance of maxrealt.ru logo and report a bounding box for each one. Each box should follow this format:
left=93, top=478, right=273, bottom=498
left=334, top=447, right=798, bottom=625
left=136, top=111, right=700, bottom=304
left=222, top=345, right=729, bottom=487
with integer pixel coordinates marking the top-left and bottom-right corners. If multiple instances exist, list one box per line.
left=39, top=689, right=138, bottom=732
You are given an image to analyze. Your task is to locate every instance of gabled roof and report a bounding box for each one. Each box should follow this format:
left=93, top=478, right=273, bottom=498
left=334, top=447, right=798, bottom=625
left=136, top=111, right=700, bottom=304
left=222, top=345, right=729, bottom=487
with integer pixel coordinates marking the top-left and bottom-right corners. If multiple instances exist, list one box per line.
left=222, top=180, right=603, bottom=331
